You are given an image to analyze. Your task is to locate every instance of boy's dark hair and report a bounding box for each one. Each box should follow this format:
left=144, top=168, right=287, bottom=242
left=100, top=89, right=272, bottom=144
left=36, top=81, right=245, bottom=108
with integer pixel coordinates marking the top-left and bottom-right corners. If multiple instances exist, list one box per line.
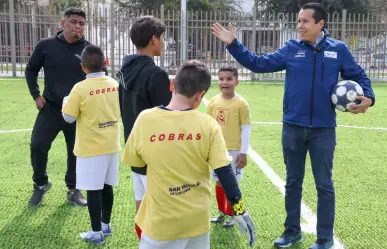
left=81, top=45, right=105, bottom=73
left=175, top=60, right=211, bottom=98
left=218, top=66, right=238, bottom=79
left=130, top=16, right=166, bottom=49
left=64, top=7, right=86, bottom=19
left=301, top=2, right=327, bottom=30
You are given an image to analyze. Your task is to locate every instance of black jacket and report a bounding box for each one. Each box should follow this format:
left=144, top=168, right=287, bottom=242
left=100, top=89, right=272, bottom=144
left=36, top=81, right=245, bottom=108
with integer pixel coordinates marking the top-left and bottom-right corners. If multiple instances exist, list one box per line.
left=25, top=31, right=106, bottom=107
left=117, top=54, right=172, bottom=175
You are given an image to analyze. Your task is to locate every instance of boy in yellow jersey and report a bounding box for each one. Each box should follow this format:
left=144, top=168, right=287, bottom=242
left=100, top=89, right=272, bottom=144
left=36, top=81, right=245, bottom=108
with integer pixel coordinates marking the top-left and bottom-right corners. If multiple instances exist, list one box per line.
left=207, top=66, right=252, bottom=228
left=62, top=45, right=121, bottom=245
left=122, top=60, right=256, bottom=249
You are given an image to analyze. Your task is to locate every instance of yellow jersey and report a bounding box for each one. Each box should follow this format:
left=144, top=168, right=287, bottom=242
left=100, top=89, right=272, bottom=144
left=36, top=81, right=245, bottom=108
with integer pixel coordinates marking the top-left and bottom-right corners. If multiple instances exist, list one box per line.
left=62, top=75, right=121, bottom=157
left=122, top=107, right=232, bottom=240
left=207, top=94, right=251, bottom=150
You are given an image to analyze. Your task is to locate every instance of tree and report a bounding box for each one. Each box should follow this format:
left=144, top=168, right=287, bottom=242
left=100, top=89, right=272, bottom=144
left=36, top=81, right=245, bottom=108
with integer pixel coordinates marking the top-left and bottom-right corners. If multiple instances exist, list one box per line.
left=111, top=0, right=242, bottom=12
left=52, top=0, right=83, bottom=12
left=254, top=0, right=370, bottom=14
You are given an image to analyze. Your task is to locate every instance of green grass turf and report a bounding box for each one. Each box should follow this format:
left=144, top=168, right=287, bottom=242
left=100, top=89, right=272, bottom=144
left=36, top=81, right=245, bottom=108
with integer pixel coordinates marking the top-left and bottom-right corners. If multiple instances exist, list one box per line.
left=0, top=78, right=387, bottom=248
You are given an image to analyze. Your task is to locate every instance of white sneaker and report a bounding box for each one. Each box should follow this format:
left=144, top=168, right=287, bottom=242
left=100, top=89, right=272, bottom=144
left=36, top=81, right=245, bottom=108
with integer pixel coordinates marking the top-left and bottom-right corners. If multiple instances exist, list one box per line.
left=101, top=222, right=112, bottom=236
left=80, top=230, right=105, bottom=245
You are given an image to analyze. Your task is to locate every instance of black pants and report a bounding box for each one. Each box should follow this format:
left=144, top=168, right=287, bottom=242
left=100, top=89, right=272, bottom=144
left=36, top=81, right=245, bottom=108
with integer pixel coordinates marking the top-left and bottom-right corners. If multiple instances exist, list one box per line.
left=30, top=101, right=76, bottom=189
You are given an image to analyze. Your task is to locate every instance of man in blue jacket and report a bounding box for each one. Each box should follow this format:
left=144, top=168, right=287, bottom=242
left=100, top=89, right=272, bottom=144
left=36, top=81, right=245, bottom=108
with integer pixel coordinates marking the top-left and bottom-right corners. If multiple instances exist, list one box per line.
left=212, top=2, right=375, bottom=249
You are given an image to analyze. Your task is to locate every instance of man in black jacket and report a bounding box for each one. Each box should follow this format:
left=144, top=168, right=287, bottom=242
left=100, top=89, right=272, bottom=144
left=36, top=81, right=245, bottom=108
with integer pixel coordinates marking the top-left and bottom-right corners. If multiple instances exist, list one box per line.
left=25, top=8, right=95, bottom=207
left=117, top=15, right=172, bottom=239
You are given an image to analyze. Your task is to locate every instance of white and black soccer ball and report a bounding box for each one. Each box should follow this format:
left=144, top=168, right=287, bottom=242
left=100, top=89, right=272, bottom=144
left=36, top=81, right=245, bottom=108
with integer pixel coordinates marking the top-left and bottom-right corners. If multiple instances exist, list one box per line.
left=331, top=80, right=364, bottom=112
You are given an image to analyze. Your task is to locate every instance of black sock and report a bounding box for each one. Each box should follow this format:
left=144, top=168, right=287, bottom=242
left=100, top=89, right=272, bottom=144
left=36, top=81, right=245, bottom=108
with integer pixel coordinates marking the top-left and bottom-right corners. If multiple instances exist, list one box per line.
left=87, top=190, right=102, bottom=232
left=101, top=184, right=114, bottom=224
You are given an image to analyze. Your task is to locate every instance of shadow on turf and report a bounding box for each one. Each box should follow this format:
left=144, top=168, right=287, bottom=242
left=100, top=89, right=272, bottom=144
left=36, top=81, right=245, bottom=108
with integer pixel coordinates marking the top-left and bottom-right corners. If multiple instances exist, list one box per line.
left=0, top=203, right=75, bottom=248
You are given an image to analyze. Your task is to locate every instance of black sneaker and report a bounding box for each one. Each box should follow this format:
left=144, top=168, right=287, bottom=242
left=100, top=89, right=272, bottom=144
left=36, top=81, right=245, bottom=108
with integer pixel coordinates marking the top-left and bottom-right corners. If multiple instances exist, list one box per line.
left=67, top=189, right=87, bottom=206
left=223, top=215, right=235, bottom=228
left=210, top=212, right=225, bottom=223
left=28, top=181, right=52, bottom=207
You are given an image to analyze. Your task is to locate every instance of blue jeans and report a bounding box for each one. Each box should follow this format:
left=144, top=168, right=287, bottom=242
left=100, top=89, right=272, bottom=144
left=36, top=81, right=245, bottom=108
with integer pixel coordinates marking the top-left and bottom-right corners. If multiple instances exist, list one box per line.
left=282, top=123, right=336, bottom=240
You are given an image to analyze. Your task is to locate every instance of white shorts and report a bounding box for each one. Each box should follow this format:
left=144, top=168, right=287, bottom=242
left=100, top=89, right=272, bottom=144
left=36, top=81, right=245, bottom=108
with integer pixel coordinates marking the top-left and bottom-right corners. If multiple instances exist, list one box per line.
left=139, top=232, right=210, bottom=249
left=132, top=172, right=147, bottom=201
left=212, top=150, right=243, bottom=182
left=76, top=152, right=119, bottom=190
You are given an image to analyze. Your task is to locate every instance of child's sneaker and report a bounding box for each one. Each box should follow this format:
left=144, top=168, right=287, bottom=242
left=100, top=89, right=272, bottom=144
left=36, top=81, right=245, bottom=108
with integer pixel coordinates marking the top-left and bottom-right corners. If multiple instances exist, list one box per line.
left=101, top=222, right=112, bottom=236
left=223, top=216, right=235, bottom=228
left=210, top=212, right=225, bottom=223
left=80, top=230, right=105, bottom=245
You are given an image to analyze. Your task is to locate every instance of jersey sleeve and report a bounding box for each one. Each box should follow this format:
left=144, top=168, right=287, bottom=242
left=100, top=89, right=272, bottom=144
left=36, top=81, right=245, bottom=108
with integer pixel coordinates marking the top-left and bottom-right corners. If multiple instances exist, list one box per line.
left=122, top=114, right=146, bottom=167
left=208, top=119, right=232, bottom=170
left=62, top=85, right=81, bottom=119
left=239, top=99, right=251, bottom=125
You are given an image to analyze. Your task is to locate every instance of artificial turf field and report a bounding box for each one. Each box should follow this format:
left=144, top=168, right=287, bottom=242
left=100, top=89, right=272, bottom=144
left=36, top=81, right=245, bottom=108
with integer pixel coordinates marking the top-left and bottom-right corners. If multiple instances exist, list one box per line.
left=0, top=77, right=386, bottom=249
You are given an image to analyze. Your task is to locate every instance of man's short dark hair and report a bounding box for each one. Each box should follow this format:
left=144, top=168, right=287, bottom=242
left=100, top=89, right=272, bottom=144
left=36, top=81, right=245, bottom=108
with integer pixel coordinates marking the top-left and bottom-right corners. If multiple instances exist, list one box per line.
left=81, top=45, right=105, bottom=73
left=64, top=7, right=86, bottom=19
left=130, top=16, right=166, bottom=49
left=301, top=2, right=327, bottom=29
left=175, top=60, right=211, bottom=98
left=218, top=66, right=238, bottom=79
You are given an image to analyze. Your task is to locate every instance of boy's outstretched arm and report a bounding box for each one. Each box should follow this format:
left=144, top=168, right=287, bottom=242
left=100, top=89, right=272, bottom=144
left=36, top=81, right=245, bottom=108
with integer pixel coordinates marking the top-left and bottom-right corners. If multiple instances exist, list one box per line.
left=214, top=165, right=256, bottom=248
left=62, top=89, right=81, bottom=123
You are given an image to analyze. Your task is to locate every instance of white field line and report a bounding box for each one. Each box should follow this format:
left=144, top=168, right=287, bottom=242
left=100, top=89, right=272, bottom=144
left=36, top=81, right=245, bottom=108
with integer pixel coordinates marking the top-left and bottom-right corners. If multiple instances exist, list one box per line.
left=0, top=128, right=32, bottom=134
left=202, top=98, right=345, bottom=249
left=252, top=121, right=387, bottom=131
left=2, top=122, right=385, bottom=134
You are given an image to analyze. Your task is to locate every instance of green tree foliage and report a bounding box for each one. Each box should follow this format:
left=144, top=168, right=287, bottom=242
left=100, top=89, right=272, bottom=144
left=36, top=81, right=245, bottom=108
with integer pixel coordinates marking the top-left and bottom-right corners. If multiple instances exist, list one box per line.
left=254, top=0, right=371, bottom=14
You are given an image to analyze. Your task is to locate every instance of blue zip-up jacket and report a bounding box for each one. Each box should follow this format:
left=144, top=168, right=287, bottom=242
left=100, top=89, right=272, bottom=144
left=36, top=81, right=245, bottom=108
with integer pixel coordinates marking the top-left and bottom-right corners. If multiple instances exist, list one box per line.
left=226, top=29, right=375, bottom=128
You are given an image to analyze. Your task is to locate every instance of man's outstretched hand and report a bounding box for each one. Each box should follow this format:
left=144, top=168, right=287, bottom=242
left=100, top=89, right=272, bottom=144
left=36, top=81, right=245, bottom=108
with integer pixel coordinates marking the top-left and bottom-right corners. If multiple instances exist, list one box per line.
left=212, top=22, right=236, bottom=45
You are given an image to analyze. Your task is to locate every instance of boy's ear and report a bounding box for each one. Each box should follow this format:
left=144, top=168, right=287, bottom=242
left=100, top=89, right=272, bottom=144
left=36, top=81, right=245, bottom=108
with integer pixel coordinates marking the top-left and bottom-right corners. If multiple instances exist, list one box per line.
left=170, top=79, right=175, bottom=92
left=151, top=35, right=158, bottom=45
left=236, top=80, right=240, bottom=86
left=81, top=63, right=88, bottom=74
left=198, top=90, right=206, bottom=100
left=103, top=59, right=108, bottom=68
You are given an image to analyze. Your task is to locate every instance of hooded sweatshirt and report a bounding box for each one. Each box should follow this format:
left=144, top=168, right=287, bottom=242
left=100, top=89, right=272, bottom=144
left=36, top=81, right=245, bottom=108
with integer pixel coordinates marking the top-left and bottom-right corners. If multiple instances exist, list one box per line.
left=118, top=54, right=172, bottom=175
left=25, top=31, right=94, bottom=107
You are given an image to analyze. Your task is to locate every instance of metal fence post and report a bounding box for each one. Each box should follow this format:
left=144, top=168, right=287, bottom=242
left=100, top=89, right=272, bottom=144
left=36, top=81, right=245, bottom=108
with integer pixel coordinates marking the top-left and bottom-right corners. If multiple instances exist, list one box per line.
left=180, top=0, right=187, bottom=63
left=160, top=4, right=165, bottom=69
left=9, top=0, right=17, bottom=77
left=110, top=2, right=115, bottom=77
left=251, top=7, right=257, bottom=81
left=341, top=9, right=347, bottom=43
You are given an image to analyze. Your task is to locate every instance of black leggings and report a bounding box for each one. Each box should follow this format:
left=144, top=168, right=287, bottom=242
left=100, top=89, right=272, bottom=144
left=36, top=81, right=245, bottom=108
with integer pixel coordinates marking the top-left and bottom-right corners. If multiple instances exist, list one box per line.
left=87, top=184, right=114, bottom=231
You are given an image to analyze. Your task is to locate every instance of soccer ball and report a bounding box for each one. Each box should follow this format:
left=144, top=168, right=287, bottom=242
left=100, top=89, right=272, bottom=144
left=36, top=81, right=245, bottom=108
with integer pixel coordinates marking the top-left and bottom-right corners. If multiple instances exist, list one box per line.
left=331, top=80, right=364, bottom=112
